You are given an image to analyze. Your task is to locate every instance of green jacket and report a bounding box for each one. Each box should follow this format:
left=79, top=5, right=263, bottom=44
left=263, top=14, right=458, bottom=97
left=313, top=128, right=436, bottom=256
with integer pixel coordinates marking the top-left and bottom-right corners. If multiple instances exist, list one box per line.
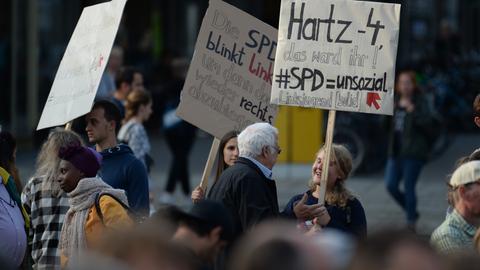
left=387, top=94, right=437, bottom=161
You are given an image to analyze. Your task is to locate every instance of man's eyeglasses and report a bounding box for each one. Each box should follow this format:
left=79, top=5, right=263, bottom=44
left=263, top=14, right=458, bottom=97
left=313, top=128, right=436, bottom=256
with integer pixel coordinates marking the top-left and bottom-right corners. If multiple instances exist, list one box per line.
left=271, top=145, right=282, bottom=155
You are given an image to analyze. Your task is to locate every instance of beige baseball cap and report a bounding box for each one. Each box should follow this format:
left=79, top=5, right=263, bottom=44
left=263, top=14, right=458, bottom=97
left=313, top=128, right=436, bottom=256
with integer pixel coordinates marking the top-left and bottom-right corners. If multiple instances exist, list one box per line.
left=450, top=160, right=480, bottom=187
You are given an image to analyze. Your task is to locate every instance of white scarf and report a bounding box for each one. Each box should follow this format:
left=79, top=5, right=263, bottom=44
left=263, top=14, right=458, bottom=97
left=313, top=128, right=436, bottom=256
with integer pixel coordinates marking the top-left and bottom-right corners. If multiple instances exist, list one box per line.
left=59, top=177, right=128, bottom=262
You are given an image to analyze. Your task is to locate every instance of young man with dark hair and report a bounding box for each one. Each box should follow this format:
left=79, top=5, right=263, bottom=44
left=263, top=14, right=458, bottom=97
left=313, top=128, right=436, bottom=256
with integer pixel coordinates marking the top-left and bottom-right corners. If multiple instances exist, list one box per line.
left=85, top=100, right=149, bottom=217
left=173, top=200, right=234, bottom=270
left=473, top=94, right=480, bottom=128
left=112, top=66, right=144, bottom=118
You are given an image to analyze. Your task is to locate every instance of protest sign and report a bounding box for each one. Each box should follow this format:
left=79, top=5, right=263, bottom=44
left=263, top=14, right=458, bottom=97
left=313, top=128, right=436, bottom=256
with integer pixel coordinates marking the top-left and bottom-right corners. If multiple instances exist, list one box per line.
left=176, top=0, right=279, bottom=139
left=270, top=0, right=401, bottom=116
left=37, top=0, right=127, bottom=130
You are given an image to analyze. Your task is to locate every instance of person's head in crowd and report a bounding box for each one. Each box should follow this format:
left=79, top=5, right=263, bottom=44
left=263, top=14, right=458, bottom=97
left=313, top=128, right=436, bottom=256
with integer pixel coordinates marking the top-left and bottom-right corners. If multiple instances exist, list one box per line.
left=216, top=130, right=239, bottom=181
left=395, top=70, right=419, bottom=98
left=124, top=89, right=153, bottom=124
left=447, top=150, right=480, bottom=208
left=310, top=144, right=354, bottom=207
left=34, top=128, right=84, bottom=196
left=348, top=230, right=444, bottom=270
left=173, top=200, right=234, bottom=265
left=57, top=142, right=102, bottom=193
left=310, top=229, right=356, bottom=270
left=114, top=67, right=144, bottom=100
left=472, top=94, right=480, bottom=128
left=108, top=46, right=124, bottom=74
left=238, top=123, right=280, bottom=170
left=231, top=221, right=331, bottom=270
left=150, top=204, right=184, bottom=235
left=0, top=130, right=22, bottom=192
left=448, top=161, right=480, bottom=225
left=85, top=100, right=122, bottom=151
left=93, top=222, right=197, bottom=270
left=191, top=130, right=239, bottom=203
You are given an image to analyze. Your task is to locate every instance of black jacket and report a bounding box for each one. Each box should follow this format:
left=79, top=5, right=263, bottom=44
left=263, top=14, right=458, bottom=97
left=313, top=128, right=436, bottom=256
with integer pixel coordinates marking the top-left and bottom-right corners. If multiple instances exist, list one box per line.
left=386, top=93, right=437, bottom=161
left=208, top=157, right=279, bottom=240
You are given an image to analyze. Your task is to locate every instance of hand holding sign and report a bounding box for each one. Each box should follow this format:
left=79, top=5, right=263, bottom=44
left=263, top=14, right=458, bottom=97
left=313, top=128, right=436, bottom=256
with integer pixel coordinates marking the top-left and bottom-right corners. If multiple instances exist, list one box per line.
left=272, top=0, right=401, bottom=207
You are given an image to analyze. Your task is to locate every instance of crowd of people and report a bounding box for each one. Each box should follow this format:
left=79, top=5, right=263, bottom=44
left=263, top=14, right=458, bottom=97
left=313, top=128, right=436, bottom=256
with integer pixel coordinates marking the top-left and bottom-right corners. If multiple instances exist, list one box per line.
left=1, top=49, right=480, bottom=270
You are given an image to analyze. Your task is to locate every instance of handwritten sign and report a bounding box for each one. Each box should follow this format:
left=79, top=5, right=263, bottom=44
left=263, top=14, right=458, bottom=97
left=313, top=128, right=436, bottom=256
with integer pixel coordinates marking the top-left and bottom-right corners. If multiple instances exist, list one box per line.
left=270, top=0, right=401, bottom=115
left=176, top=0, right=278, bottom=138
left=37, top=0, right=127, bottom=130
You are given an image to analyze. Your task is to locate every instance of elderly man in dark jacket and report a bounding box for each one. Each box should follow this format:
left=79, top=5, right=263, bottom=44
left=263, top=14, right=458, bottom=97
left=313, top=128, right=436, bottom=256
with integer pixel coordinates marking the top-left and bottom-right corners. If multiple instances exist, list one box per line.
left=209, top=123, right=281, bottom=240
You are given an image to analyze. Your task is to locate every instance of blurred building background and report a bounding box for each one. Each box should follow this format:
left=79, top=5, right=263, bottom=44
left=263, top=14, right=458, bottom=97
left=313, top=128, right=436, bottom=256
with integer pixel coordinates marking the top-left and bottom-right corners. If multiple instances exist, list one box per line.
left=1, top=0, right=479, bottom=153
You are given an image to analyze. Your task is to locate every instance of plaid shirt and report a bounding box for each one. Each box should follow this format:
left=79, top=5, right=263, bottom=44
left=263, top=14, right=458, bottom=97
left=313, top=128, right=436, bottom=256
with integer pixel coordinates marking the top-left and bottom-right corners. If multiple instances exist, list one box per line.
left=21, top=177, right=70, bottom=270
left=430, top=209, right=477, bottom=254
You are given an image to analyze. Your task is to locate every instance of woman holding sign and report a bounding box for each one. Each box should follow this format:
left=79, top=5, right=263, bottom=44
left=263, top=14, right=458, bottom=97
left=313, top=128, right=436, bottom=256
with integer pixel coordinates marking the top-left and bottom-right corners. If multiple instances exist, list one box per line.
left=384, top=70, right=437, bottom=231
left=191, top=131, right=239, bottom=203
left=282, top=144, right=367, bottom=238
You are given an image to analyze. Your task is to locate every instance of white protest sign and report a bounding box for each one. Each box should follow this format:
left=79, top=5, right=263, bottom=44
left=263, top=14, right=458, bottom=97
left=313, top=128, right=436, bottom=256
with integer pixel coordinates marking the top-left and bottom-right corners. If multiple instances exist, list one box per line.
left=270, top=0, right=401, bottom=115
left=37, top=0, right=127, bottom=130
left=176, top=0, right=278, bottom=138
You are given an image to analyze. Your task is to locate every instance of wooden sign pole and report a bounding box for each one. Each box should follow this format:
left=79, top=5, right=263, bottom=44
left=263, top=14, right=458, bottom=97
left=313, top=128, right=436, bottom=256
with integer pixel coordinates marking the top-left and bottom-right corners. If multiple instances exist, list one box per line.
left=199, top=137, right=221, bottom=192
left=65, top=121, right=73, bottom=131
left=318, top=110, right=336, bottom=203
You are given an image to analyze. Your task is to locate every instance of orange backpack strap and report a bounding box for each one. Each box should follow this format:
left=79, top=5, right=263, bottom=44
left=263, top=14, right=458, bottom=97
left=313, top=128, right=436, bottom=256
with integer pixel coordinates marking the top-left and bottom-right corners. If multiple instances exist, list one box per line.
left=94, top=192, right=138, bottom=224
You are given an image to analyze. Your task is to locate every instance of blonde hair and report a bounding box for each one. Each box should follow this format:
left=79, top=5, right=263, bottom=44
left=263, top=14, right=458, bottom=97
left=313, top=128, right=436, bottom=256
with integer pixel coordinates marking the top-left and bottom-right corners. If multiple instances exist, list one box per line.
left=124, top=89, right=152, bottom=122
left=309, top=143, right=354, bottom=207
left=34, top=128, right=84, bottom=197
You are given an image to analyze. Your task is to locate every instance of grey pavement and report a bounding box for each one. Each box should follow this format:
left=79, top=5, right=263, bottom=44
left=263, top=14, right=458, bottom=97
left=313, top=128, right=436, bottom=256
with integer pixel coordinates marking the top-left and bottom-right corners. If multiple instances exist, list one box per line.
left=16, top=132, right=479, bottom=236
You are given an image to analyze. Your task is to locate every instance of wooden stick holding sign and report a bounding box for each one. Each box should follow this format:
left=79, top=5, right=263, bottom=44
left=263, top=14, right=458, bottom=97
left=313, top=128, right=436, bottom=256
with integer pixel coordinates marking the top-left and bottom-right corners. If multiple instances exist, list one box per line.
left=64, top=121, right=72, bottom=131
left=317, top=110, right=336, bottom=203
left=199, top=137, right=221, bottom=192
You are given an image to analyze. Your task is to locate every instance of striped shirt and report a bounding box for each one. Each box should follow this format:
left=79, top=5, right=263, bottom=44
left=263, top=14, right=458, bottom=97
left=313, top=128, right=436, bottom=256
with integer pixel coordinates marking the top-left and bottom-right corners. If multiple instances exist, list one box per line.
left=430, top=209, right=478, bottom=254
left=21, top=177, right=70, bottom=270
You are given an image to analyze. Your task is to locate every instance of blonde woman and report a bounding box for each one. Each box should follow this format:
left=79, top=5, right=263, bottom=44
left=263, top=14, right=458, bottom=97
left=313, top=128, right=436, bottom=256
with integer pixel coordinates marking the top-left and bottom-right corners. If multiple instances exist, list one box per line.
left=282, top=144, right=367, bottom=238
left=21, top=128, right=84, bottom=269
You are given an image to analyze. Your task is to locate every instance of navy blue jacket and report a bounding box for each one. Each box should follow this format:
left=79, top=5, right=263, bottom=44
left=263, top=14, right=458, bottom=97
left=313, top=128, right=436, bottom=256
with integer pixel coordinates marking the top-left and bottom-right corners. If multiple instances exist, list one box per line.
left=98, top=144, right=149, bottom=217
left=282, top=190, right=367, bottom=238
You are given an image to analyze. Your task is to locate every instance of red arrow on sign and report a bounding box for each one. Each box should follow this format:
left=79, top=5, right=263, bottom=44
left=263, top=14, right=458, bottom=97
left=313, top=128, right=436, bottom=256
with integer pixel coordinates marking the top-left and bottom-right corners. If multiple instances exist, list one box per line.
left=367, top=92, right=381, bottom=110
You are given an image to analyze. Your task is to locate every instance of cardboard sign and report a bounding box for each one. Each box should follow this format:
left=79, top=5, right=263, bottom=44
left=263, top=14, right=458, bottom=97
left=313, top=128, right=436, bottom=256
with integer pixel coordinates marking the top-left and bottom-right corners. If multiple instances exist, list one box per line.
left=176, top=0, right=279, bottom=138
left=270, top=0, right=401, bottom=115
left=37, top=0, right=127, bottom=130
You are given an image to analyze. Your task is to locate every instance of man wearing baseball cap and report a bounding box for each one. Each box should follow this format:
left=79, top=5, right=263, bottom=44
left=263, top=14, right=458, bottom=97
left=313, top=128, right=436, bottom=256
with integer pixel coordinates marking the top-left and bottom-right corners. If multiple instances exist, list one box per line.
left=173, top=200, right=234, bottom=270
left=431, top=160, right=480, bottom=254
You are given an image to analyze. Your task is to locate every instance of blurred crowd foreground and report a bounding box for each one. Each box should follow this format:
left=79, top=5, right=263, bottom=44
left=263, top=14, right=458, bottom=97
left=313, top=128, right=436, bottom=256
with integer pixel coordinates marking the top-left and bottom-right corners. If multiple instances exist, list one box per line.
left=22, top=212, right=480, bottom=270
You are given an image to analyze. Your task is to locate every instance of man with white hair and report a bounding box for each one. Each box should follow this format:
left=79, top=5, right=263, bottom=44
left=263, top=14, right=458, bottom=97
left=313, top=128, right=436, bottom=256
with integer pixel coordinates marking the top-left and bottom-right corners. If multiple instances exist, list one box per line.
left=209, top=123, right=281, bottom=240
left=431, top=160, right=480, bottom=254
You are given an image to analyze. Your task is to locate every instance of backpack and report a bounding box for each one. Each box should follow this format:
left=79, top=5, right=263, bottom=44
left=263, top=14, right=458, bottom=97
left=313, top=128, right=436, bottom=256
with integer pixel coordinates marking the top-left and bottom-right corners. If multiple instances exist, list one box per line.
left=94, top=192, right=142, bottom=224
